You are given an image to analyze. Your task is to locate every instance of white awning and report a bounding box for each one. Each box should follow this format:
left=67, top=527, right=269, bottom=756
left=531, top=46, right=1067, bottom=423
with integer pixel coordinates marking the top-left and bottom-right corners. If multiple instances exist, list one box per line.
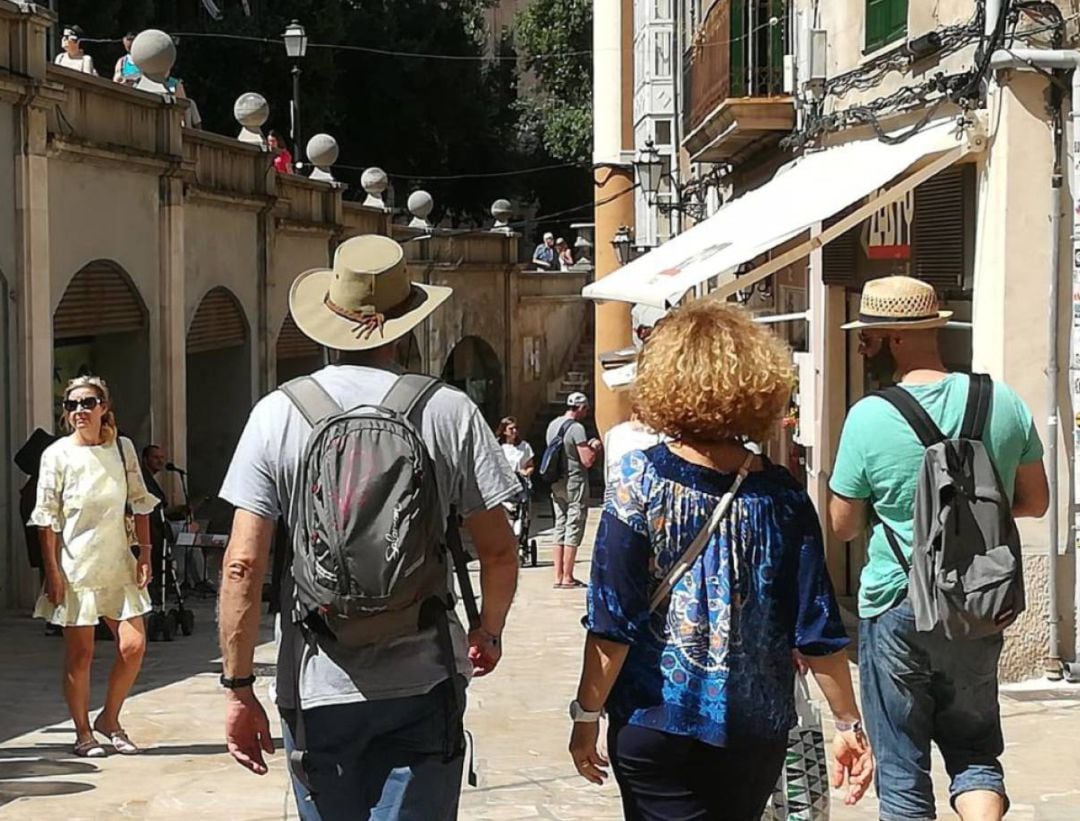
left=583, top=120, right=978, bottom=308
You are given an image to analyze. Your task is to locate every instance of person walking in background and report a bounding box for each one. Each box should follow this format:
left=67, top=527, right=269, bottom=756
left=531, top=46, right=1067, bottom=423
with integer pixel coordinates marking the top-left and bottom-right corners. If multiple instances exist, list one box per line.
left=602, top=415, right=662, bottom=487
left=217, top=235, right=520, bottom=819
left=31, top=376, right=158, bottom=757
left=532, top=232, right=556, bottom=271
left=556, top=237, right=575, bottom=270
left=495, top=416, right=535, bottom=480
left=545, top=393, right=601, bottom=588
left=268, top=130, right=294, bottom=174
left=569, top=300, right=873, bottom=819
left=54, top=26, right=97, bottom=75
left=829, top=276, right=1049, bottom=821
left=113, top=32, right=140, bottom=85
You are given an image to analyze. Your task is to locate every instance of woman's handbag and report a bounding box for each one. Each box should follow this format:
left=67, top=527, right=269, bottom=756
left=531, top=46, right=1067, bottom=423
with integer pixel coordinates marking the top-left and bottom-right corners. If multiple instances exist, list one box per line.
left=761, top=674, right=831, bottom=821
left=115, top=438, right=139, bottom=548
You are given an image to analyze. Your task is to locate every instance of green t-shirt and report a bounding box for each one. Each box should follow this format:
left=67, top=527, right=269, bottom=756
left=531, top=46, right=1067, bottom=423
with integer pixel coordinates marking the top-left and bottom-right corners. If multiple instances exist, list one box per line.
left=830, top=373, right=1044, bottom=618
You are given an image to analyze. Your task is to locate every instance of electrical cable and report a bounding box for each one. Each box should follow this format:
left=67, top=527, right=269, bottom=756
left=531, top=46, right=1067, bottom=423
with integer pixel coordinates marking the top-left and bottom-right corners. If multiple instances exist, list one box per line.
left=334, top=161, right=587, bottom=180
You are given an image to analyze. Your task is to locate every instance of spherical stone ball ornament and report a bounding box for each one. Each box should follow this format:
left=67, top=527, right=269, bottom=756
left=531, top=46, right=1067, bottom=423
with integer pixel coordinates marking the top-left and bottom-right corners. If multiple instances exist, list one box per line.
left=131, top=29, right=176, bottom=82
left=491, top=199, right=513, bottom=222
left=361, top=167, right=388, bottom=196
left=306, top=134, right=339, bottom=168
left=233, top=93, right=269, bottom=129
left=407, top=190, right=434, bottom=220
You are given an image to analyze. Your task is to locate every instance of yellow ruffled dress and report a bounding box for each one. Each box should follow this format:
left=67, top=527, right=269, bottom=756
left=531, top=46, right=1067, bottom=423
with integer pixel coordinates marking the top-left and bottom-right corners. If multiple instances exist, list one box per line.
left=30, top=435, right=158, bottom=626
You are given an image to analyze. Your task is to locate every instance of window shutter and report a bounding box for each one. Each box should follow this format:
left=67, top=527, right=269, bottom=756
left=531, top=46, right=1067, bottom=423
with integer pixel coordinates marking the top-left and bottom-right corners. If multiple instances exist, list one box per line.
left=54, top=262, right=146, bottom=339
left=912, top=164, right=973, bottom=291
left=187, top=287, right=248, bottom=354
left=866, top=0, right=907, bottom=52
left=276, top=314, right=321, bottom=360
left=821, top=206, right=861, bottom=287
left=730, top=0, right=747, bottom=97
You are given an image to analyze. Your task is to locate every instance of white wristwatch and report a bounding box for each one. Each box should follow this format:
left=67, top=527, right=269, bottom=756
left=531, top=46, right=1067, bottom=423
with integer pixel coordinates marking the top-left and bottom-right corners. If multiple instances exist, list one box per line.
left=569, top=699, right=603, bottom=723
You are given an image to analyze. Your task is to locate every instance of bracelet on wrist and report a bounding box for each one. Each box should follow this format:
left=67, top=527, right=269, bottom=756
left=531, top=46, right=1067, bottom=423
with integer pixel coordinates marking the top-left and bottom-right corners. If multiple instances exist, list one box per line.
left=220, top=673, right=256, bottom=690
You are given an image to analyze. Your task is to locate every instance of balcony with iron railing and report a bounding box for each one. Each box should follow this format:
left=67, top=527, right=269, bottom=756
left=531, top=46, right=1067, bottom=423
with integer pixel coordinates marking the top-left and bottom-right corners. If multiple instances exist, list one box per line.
left=682, top=0, right=795, bottom=163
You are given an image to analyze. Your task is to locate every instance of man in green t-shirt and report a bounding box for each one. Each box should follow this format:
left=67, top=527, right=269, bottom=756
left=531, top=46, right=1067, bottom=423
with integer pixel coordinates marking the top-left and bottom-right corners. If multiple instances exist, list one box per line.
left=828, top=276, right=1048, bottom=821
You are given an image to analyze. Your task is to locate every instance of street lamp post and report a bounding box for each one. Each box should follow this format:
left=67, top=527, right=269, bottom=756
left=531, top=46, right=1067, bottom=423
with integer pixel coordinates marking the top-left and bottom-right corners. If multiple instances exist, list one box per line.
left=282, top=20, right=308, bottom=166
left=611, top=225, right=635, bottom=267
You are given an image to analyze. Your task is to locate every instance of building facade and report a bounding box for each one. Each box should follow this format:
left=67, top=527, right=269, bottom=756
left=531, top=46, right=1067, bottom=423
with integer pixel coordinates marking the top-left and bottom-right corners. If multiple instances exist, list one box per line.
left=0, top=2, right=589, bottom=612
left=594, top=0, right=1079, bottom=680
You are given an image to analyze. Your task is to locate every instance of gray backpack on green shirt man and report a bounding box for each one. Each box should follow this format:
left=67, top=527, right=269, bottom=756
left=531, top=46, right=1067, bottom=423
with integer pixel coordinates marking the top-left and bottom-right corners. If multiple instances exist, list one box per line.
left=874, top=373, right=1025, bottom=639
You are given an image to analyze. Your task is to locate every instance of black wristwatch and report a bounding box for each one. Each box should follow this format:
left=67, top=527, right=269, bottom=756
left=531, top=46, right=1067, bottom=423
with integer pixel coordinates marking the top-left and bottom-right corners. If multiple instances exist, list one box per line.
left=220, top=673, right=256, bottom=690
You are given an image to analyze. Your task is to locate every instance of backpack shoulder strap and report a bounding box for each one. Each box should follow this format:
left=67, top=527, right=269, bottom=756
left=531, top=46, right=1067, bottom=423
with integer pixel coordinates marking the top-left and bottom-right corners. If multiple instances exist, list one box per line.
left=280, top=376, right=343, bottom=427
left=960, top=373, right=994, bottom=441
left=382, top=374, right=443, bottom=425
left=873, top=387, right=946, bottom=448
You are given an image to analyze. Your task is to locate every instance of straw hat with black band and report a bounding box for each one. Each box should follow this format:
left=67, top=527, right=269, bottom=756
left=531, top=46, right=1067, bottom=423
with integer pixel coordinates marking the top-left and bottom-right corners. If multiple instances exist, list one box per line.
left=289, top=234, right=452, bottom=351
left=841, top=276, right=952, bottom=331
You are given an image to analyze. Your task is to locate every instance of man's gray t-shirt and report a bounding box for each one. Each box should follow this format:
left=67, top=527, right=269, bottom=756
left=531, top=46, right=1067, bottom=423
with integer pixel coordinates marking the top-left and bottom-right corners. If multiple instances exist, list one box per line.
left=546, top=414, right=588, bottom=481
left=219, top=365, right=519, bottom=711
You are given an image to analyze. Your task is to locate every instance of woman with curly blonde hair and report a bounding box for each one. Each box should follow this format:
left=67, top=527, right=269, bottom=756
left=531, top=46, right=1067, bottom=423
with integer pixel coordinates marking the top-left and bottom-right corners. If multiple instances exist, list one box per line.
left=568, top=299, right=873, bottom=819
left=31, top=375, right=159, bottom=757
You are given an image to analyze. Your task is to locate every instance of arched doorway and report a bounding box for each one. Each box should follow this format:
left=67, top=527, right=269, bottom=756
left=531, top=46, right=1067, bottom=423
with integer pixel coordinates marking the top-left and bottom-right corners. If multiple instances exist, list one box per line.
left=53, top=261, right=151, bottom=448
left=275, top=314, right=323, bottom=386
left=186, top=287, right=251, bottom=502
left=441, top=336, right=502, bottom=424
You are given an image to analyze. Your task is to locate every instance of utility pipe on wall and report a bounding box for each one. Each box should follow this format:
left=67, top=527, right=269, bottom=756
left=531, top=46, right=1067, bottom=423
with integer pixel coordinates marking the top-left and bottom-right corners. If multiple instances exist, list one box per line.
left=990, top=48, right=1080, bottom=678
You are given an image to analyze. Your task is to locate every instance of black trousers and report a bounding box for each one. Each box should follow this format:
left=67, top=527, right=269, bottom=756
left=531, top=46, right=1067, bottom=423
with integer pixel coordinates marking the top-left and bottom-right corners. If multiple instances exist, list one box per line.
left=609, top=722, right=786, bottom=821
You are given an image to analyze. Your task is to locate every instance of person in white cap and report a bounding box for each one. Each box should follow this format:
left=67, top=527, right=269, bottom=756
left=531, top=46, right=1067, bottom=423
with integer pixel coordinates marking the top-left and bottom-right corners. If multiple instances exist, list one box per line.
left=54, top=26, right=97, bottom=75
left=545, top=392, right=602, bottom=588
left=216, top=234, right=521, bottom=819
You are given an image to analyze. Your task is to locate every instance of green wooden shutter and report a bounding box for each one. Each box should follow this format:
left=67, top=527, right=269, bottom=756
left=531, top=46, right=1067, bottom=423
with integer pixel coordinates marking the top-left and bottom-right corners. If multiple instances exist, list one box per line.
left=866, top=0, right=907, bottom=52
left=730, top=0, right=747, bottom=97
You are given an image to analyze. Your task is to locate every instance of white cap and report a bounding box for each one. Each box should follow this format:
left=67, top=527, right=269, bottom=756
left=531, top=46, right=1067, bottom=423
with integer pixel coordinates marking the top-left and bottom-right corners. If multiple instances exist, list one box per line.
left=567, top=392, right=589, bottom=408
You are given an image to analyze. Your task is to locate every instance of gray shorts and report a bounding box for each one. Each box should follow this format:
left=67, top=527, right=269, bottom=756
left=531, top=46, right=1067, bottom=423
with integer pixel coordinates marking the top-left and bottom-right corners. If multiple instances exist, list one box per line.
left=550, top=474, right=588, bottom=548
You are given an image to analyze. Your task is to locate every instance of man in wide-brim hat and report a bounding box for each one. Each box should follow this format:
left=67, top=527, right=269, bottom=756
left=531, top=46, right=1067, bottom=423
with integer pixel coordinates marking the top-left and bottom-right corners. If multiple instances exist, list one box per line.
left=828, top=275, right=1049, bottom=821
left=216, top=235, right=522, bottom=818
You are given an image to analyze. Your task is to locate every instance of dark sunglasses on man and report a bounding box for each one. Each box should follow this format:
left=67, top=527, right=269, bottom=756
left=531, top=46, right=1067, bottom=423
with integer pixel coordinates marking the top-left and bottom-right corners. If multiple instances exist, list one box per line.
left=63, top=397, right=102, bottom=412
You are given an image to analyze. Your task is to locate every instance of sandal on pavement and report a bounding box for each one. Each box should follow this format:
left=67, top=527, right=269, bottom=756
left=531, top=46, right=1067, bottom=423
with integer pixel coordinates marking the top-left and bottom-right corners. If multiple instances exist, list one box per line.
left=92, top=720, right=140, bottom=755
left=73, top=738, right=107, bottom=758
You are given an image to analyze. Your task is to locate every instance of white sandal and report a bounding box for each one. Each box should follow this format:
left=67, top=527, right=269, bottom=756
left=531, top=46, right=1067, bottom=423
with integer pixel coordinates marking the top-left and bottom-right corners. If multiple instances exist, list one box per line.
left=73, top=738, right=107, bottom=758
left=93, top=719, right=140, bottom=755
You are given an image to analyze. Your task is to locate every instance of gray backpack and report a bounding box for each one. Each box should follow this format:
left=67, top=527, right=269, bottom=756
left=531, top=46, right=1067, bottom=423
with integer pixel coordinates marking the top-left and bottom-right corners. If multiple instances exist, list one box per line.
left=281, top=373, right=477, bottom=647
left=875, top=374, right=1025, bottom=640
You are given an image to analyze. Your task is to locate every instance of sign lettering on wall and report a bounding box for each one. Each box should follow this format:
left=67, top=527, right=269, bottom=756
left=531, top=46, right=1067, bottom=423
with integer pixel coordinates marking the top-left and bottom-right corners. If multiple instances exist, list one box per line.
left=861, top=189, right=915, bottom=261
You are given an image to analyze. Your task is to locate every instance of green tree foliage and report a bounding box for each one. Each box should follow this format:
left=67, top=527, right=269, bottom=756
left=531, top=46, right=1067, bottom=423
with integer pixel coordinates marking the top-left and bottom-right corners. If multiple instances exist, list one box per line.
left=513, top=0, right=592, bottom=163
left=57, top=0, right=590, bottom=230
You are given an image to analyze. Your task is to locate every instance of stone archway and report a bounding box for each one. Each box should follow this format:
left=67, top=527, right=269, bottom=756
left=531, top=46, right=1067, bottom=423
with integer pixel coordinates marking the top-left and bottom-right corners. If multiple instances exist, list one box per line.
left=441, top=335, right=502, bottom=424
left=185, top=287, right=251, bottom=502
left=275, top=314, right=323, bottom=387
left=53, top=260, right=152, bottom=448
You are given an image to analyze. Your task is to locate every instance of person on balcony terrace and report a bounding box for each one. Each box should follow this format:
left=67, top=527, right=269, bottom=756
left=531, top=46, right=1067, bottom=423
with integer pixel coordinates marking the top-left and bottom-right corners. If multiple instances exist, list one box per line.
left=532, top=231, right=556, bottom=271
left=54, top=26, right=98, bottom=75
left=556, top=237, right=575, bottom=270
left=268, top=130, right=295, bottom=175
left=113, top=32, right=141, bottom=85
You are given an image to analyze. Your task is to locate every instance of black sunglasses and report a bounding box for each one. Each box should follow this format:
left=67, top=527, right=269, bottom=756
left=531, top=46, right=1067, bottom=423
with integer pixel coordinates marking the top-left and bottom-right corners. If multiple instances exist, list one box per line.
left=63, top=397, right=102, bottom=412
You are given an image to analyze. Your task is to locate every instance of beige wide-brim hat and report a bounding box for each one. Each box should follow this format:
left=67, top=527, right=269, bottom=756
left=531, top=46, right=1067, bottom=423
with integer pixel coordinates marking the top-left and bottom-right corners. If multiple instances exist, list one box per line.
left=841, top=275, right=952, bottom=331
left=289, top=234, right=452, bottom=351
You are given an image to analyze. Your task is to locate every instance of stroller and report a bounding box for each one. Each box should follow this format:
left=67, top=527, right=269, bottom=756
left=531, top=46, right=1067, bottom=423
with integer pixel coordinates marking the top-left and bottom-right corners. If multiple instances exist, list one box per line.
left=146, top=510, right=195, bottom=642
left=503, top=475, right=537, bottom=567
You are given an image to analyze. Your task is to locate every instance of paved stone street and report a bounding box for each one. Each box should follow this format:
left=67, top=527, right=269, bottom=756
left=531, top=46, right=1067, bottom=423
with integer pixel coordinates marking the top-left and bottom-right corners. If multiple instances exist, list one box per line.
left=2, top=508, right=1080, bottom=819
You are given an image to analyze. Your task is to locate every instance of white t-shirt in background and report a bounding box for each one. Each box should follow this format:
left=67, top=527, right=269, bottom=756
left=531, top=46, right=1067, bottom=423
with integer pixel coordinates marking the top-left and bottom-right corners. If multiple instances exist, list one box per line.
left=500, top=440, right=534, bottom=473
left=604, top=420, right=664, bottom=485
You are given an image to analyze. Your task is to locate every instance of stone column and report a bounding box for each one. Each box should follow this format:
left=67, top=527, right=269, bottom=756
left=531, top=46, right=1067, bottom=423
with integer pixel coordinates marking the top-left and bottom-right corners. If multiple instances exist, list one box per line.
left=592, top=0, right=633, bottom=435
left=159, top=174, right=186, bottom=502
left=974, top=70, right=1076, bottom=675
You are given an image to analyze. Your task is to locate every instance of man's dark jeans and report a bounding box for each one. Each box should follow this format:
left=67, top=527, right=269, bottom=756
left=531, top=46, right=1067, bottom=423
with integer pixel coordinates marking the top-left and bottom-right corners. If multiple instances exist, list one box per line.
left=280, top=678, right=465, bottom=821
left=859, top=599, right=1008, bottom=821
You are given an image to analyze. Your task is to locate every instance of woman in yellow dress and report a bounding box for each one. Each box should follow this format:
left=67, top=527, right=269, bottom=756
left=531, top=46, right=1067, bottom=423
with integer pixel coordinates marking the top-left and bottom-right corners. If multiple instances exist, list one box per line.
left=31, top=376, right=159, bottom=757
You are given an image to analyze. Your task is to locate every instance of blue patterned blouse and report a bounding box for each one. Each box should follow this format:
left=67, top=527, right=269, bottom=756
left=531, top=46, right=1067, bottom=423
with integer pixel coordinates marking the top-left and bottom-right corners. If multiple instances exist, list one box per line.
left=585, top=445, right=849, bottom=747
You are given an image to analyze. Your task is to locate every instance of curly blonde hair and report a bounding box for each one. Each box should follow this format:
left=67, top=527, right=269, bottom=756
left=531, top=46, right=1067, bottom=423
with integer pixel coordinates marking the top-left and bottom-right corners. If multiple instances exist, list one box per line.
left=632, top=299, right=794, bottom=443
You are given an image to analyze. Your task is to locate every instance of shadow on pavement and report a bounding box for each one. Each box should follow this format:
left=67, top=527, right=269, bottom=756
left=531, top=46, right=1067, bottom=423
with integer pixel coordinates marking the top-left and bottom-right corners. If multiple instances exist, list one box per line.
left=0, top=779, right=95, bottom=807
left=0, top=759, right=99, bottom=779
left=0, top=599, right=272, bottom=746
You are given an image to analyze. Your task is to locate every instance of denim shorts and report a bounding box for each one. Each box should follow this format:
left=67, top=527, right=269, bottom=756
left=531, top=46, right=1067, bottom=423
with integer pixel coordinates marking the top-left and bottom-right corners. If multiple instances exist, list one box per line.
left=859, top=599, right=1008, bottom=821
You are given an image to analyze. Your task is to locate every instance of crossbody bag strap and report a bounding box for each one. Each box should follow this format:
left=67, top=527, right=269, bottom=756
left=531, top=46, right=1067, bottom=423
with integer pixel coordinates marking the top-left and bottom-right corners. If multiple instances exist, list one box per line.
left=960, top=373, right=994, bottom=441
left=648, top=453, right=754, bottom=613
left=115, top=437, right=133, bottom=515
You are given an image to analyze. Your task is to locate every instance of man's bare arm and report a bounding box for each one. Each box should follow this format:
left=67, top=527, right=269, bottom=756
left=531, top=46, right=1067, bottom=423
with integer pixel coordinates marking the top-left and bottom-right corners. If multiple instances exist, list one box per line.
left=1012, top=461, right=1049, bottom=519
left=464, top=505, right=519, bottom=638
left=219, top=509, right=275, bottom=678
left=829, top=493, right=868, bottom=543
